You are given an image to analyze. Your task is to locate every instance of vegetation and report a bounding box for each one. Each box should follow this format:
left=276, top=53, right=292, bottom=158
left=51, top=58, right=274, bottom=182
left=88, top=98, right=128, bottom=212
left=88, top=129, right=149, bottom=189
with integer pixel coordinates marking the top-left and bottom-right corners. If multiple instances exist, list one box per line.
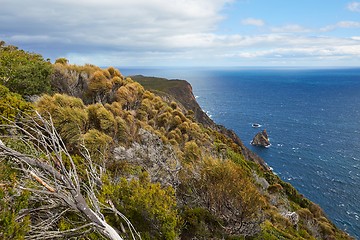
left=0, top=41, right=353, bottom=239
left=0, top=84, right=33, bottom=127
left=0, top=42, right=52, bottom=96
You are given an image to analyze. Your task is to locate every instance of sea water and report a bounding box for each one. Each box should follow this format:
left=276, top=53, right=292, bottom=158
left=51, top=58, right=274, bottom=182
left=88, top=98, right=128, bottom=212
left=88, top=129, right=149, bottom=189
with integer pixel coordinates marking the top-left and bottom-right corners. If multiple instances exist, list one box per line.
left=121, top=67, right=360, bottom=238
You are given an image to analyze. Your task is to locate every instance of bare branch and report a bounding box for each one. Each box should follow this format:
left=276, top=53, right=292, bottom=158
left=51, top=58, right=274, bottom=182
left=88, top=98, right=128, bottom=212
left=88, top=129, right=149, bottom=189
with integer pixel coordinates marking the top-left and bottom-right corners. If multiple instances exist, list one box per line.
left=0, top=111, right=139, bottom=240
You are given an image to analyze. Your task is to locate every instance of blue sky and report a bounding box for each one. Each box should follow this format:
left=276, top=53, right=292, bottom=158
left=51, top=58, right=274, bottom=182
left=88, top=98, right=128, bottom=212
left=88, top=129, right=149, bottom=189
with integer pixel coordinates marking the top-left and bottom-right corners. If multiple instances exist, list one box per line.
left=1, top=0, right=360, bottom=67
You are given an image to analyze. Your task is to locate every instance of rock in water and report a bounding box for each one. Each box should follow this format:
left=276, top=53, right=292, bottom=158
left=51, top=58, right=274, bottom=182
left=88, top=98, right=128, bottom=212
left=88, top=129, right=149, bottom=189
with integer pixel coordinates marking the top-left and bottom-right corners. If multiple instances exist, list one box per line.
left=251, top=129, right=271, bottom=148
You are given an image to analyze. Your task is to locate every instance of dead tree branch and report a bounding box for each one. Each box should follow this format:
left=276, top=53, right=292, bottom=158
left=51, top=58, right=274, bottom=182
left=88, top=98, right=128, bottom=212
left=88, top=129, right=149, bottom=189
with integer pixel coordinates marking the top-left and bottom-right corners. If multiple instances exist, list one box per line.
left=0, top=111, right=141, bottom=240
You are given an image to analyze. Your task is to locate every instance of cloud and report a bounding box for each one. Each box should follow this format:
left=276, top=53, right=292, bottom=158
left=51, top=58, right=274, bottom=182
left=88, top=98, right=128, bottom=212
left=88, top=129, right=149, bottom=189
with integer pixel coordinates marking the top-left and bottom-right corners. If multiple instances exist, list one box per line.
left=321, top=21, right=360, bottom=32
left=0, top=0, right=359, bottom=66
left=235, top=45, right=360, bottom=59
left=347, top=2, right=360, bottom=12
left=0, top=0, right=234, bottom=55
left=271, top=24, right=311, bottom=33
left=241, top=18, right=265, bottom=27
left=54, top=33, right=360, bottom=66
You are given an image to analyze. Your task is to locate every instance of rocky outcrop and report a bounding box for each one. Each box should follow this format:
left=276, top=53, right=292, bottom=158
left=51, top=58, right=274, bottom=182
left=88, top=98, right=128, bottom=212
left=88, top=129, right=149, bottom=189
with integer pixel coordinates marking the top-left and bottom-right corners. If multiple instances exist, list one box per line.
left=251, top=129, right=271, bottom=148
left=113, top=128, right=181, bottom=187
left=51, top=66, right=90, bottom=99
left=282, top=212, right=299, bottom=226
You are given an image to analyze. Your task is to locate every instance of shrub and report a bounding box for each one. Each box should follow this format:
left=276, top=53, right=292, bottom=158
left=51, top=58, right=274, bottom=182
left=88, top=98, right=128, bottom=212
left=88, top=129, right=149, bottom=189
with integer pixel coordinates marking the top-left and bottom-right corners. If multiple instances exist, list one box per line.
left=87, top=104, right=116, bottom=133
left=100, top=174, right=180, bottom=239
left=107, top=66, right=123, bottom=78
left=0, top=84, right=33, bottom=127
left=82, top=129, right=112, bottom=162
left=0, top=42, right=52, bottom=96
left=0, top=161, right=30, bottom=239
left=54, top=57, right=69, bottom=65
left=36, top=94, right=88, bottom=147
left=87, top=70, right=112, bottom=103
left=180, top=158, right=265, bottom=236
left=267, top=184, right=283, bottom=194
left=183, top=141, right=201, bottom=163
left=180, top=207, right=223, bottom=239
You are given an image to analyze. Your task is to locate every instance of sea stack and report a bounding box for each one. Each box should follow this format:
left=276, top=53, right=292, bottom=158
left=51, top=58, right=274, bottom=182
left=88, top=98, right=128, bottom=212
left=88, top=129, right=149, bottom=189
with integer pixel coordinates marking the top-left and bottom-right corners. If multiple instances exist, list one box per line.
left=251, top=129, right=271, bottom=148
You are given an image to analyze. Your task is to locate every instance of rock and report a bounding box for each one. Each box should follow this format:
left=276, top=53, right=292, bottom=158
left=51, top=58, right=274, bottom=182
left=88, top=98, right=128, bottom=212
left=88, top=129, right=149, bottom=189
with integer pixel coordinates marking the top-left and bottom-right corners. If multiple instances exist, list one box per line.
left=251, top=129, right=271, bottom=148
left=113, top=128, right=181, bottom=187
left=282, top=212, right=299, bottom=226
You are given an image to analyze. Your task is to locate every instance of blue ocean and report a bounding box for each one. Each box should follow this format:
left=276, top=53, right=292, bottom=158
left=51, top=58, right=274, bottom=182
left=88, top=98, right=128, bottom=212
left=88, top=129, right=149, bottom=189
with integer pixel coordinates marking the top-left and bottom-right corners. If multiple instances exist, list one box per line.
left=121, top=67, right=360, bottom=238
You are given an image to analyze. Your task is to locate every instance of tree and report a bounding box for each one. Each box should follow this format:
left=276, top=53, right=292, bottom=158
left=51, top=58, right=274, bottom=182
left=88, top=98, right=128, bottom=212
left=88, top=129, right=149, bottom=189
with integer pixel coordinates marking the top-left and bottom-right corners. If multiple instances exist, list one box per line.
left=0, top=112, right=140, bottom=240
left=0, top=41, right=53, bottom=96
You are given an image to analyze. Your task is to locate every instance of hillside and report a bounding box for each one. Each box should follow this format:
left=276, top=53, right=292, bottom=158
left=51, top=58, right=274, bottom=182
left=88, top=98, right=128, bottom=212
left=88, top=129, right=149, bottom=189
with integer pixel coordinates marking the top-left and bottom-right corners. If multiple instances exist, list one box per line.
left=132, top=75, right=269, bottom=170
left=0, top=42, right=353, bottom=239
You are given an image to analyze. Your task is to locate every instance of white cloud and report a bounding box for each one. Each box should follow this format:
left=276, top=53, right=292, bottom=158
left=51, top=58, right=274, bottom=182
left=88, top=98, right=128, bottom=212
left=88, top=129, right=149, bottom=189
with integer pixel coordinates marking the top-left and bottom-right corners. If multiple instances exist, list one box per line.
left=57, top=33, right=360, bottom=66
left=337, top=21, right=360, bottom=27
left=235, top=45, right=360, bottom=59
left=0, top=0, right=360, bottom=66
left=347, top=2, right=360, bottom=12
left=321, top=21, right=360, bottom=32
left=241, top=18, right=265, bottom=27
left=271, top=24, right=311, bottom=33
left=0, top=0, right=234, bottom=53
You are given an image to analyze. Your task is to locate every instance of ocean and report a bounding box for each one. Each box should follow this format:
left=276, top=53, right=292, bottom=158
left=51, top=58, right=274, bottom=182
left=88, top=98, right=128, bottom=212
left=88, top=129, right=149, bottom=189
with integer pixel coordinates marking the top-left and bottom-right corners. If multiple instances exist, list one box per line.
left=121, top=67, right=360, bottom=238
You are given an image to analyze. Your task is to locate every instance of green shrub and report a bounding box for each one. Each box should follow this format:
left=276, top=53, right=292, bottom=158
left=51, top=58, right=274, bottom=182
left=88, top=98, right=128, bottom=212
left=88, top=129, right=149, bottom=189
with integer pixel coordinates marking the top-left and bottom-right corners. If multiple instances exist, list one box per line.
left=82, top=129, right=112, bottom=162
left=0, top=42, right=52, bottom=96
left=36, top=94, right=88, bottom=147
left=180, top=207, right=223, bottom=239
left=87, top=104, right=116, bottom=133
left=100, top=174, right=180, bottom=239
left=0, top=84, right=33, bottom=127
left=0, top=161, right=30, bottom=239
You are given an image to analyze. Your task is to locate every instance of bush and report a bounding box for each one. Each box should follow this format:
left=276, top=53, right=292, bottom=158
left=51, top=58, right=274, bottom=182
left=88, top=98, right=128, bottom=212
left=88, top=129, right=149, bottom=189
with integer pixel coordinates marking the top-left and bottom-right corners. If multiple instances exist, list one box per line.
left=180, top=207, right=223, bottom=239
left=0, top=161, right=30, bottom=239
left=0, top=42, right=52, bottom=96
left=180, top=158, right=265, bottom=236
left=36, top=94, right=88, bottom=147
left=267, top=183, right=283, bottom=194
left=0, top=84, right=33, bottom=127
left=183, top=141, right=201, bottom=163
left=54, top=57, right=69, bottom=65
left=82, top=129, right=112, bottom=162
left=87, top=104, right=116, bottom=133
left=100, top=174, right=180, bottom=239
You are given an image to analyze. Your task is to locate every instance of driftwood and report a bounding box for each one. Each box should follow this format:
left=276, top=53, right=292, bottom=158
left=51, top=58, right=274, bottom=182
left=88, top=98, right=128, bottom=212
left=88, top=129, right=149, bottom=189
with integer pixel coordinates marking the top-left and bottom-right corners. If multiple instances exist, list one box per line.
left=0, top=112, right=140, bottom=240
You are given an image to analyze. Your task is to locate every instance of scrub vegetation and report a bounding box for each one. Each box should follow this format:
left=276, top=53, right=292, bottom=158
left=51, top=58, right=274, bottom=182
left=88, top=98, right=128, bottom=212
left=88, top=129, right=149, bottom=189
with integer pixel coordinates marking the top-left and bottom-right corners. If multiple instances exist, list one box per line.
left=0, top=41, right=353, bottom=239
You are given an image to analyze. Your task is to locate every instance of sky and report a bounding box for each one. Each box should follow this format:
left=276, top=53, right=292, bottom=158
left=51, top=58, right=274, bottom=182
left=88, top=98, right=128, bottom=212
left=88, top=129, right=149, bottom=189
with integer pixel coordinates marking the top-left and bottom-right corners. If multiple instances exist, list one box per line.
left=1, top=0, right=360, bottom=67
